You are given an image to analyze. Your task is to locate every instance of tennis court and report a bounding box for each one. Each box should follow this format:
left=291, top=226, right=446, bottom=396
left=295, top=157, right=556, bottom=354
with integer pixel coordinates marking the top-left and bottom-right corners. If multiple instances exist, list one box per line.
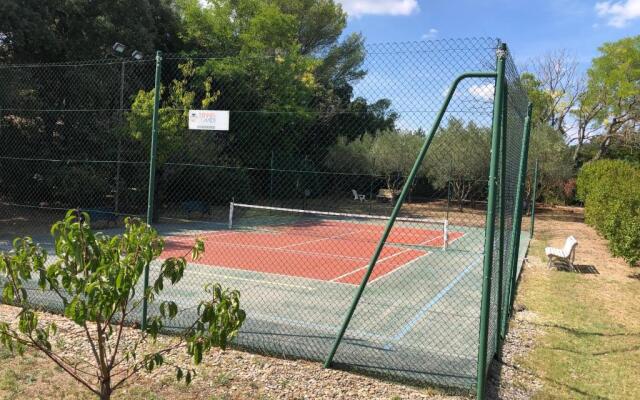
left=162, top=203, right=465, bottom=285
left=133, top=202, right=511, bottom=388
left=0, top=38, right=533, bottom=397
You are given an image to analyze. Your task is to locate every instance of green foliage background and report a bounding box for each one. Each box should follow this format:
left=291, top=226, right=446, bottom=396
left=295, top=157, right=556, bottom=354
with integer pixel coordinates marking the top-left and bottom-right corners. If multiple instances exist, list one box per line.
left=577, top=160, right=640, bottom=266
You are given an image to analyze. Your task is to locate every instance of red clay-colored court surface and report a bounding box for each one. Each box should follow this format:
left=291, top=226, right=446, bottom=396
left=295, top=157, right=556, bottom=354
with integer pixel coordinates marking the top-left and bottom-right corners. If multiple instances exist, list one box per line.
left=162, top=221, right=464, bottom=285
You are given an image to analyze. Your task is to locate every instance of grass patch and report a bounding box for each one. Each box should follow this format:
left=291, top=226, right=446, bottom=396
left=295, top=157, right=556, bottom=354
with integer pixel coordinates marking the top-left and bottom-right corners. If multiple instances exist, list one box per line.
left=516, top=233, right=640, bottom=399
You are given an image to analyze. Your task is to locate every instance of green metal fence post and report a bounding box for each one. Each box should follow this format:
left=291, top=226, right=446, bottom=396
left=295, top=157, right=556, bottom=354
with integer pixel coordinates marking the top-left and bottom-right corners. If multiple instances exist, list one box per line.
left=496, top=84, right=508, bottom=349
left=324, top=70, right=498, bottom=369
left=530, top=159, right=539, bottom=237
left=270, top=150, right=275, bottom=206
left=505, top=103, right=533, bottom=315
left=141, top=50, right=162, bottom=331
left=476, top=43, right=507, bottom=400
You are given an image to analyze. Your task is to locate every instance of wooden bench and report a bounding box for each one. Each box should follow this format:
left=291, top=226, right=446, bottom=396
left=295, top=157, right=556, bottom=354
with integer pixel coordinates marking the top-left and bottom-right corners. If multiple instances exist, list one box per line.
left=376, top=189, right=399, bottom=203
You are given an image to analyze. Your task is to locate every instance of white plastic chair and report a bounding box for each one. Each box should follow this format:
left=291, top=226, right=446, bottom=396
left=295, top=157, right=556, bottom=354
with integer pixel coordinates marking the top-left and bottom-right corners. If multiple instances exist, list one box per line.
left=352, top=189, right=366, bottom=202
left=545, top=236, right=578, bottom=270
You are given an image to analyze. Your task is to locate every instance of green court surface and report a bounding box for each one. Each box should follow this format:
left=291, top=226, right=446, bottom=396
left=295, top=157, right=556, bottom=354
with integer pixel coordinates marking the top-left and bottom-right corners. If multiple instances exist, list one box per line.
left=2, top=221, right=530, bottom=389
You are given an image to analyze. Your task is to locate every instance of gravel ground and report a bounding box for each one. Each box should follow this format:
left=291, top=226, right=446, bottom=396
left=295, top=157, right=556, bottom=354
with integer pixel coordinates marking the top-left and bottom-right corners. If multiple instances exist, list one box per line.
left=0, top=304, right=468, bottom=399
left=3, top=212, right=584, bottom=399
left=0, top=291, right=542, bottom=400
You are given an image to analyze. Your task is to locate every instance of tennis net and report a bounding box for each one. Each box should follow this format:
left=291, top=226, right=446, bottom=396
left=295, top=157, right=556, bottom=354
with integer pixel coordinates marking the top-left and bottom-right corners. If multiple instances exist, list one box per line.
left=229, top=202, right=450, bottom=249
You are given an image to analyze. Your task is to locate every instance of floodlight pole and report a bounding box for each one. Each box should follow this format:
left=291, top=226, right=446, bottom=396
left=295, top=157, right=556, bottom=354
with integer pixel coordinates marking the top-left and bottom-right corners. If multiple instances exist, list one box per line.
left=142, top=50, right=162, bottom=331
left=114, top=60, right=125, bottom=214
left=476, top=42, right=507, bottom=400
left=323, top=69, right=498, bottom=370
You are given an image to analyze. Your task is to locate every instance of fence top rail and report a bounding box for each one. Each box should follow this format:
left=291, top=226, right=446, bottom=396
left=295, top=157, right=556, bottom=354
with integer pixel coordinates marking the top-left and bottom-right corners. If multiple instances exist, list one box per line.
left=0, top=37, right=502, bottom=68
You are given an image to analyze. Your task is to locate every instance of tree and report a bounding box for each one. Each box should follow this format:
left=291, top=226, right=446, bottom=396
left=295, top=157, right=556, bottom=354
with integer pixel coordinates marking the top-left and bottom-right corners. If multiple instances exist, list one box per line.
left=583, top=35, right=640, bottom=161
left=527, top=50, right=581, bottom=136
left=0, top=211, right=245, bottom=400
left=527, top=124, right=575, bottom=204
left=325, top=130, right=422, bottom=191
left=570, top=78, right=602, bottom=164
left=0, top=0, right=183, bottom=63
left=423, top=118, right=491, bottom=210
left=520, top=72, right=555, bottom=128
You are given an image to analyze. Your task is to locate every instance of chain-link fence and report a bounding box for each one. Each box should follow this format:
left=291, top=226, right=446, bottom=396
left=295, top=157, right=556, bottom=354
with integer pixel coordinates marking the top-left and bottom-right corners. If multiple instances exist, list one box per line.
left=0, top=38, right=531, bottom=398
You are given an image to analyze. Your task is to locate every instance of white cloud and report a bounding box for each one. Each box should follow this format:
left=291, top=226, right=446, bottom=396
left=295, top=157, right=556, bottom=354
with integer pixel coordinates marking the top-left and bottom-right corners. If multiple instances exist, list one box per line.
left=595, top=0, right=640, bottom=27
left=421, top=28, right=439, bottom=40
left=338, top=0, right=419, bottom=17
left=468, top=84, right=495, bottom=102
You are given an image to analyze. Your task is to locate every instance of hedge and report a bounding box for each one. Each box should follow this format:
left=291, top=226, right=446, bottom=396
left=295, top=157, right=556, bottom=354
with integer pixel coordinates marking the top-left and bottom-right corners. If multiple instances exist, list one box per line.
left=577, top=159, right=640, bottom=266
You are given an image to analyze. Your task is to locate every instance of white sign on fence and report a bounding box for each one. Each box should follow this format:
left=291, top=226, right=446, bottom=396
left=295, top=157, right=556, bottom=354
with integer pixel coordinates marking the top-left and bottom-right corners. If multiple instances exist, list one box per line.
left=188, top=110, right=230, bottom=131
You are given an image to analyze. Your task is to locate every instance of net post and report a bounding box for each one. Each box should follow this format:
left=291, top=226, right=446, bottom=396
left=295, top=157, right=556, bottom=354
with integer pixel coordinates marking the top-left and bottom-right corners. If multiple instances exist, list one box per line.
left=496, top=83, right=508, bottom=349
left=323, top=70, right=498, bottom=370
left=229, top=201, right=234, bottom=229
left=476, top=43, right=507, bottom=400
left=530, top=159, right=539, bottom=237
left=505, top=103, right=533, bottom=317
left=142, top=50, right=162, bottom=331
left=443, top=219, right=449, bottom=250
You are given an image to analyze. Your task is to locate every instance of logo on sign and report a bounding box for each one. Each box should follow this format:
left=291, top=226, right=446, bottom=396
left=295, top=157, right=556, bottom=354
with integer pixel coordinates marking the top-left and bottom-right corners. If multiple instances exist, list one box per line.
left=188, top=110, right=230, bottom=131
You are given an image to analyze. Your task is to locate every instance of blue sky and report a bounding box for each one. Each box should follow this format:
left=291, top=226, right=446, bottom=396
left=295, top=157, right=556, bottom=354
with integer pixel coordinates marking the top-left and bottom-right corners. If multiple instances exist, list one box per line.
left=338, top=0, right=640, bottom=70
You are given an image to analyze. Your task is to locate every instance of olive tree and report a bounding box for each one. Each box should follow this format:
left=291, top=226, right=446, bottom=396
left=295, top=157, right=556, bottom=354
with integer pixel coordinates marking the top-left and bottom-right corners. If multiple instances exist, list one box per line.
left=423, top=119, right=491, bottom=211
left=0, top=210, right=245, bottom=400
left=324, top=130, right=423, bottom=191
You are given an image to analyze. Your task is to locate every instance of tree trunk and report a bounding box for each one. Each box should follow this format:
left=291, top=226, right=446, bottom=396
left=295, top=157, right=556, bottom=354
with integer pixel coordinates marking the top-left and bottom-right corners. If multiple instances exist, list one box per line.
left=100, top=378, right=112, bottom=400
left=592, top=136, right=611, bottom=161
left=572, top=124, right=585, bottom=164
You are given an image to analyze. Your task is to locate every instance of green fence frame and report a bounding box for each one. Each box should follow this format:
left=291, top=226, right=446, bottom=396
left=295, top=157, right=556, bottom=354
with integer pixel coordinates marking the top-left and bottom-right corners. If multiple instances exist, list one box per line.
left=505, top=103, right=533, bottom=318
left=132, top=43, right=531, bottom=399
left=475, top=43, right=507, bottom=399
left=0, top=39, right=533, bottom=399
left=323, top=69, right=499, bottom=369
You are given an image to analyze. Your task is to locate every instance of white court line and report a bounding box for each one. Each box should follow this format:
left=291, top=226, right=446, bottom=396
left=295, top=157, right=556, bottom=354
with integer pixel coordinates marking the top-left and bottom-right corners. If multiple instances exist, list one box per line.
left=445, top=230, right=466, bottom=247
left=368, top=231, right=469, bottom=286
left=276, top=230, right=360, bottom=249
left=249, top=312, right=390, bottom=342
left=183, top=267, right=316, bottom=291
left=167, top=230, right=236, bottom=240
left=329, top=234, right=443, bottom=283
left=367, top=251, right=434, bottom=285
left=199, top=237, right=368, bottom=262
left=173, top=260, right=356, bottom=288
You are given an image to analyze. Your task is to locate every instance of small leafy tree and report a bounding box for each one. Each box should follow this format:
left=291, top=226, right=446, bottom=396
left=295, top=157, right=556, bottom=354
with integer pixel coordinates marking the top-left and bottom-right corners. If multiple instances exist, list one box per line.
left=527, top=124, right=575, bottom=204
left=0, top=210, right=245, bottom=400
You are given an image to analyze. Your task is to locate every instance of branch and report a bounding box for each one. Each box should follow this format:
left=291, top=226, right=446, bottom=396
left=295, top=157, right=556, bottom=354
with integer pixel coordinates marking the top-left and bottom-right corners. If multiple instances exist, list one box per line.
left=83, top=322, right=102, bottom=375
left=111, top=340, right=186, bottom=390
left=108, top=305, right=128, bottom=370
left=25, top=330, right=100, bottom=396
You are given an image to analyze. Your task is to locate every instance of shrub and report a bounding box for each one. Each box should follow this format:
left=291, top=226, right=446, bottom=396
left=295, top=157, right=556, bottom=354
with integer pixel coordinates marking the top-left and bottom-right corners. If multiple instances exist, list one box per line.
left=577, top=159, right=640, bottom=266
left=0, top=210, right=246, bottom=399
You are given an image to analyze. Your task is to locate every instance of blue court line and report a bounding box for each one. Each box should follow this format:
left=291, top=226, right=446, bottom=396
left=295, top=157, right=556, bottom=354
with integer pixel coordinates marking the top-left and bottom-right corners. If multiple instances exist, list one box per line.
left=250, top=313, right=390, bottom=341
left=384, top=256, right=483, bottom=350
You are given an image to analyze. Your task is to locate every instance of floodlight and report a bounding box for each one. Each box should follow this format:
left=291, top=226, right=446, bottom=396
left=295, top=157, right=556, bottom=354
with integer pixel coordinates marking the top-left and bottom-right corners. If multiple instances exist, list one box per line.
left=131, top=50, right=144, bottom=60
left=112, top=42, right=126, bottom=54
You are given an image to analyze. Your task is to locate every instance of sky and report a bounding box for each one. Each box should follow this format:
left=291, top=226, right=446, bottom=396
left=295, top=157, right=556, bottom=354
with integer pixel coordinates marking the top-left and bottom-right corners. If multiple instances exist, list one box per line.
left=337, top=0, right=640, bottom=70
